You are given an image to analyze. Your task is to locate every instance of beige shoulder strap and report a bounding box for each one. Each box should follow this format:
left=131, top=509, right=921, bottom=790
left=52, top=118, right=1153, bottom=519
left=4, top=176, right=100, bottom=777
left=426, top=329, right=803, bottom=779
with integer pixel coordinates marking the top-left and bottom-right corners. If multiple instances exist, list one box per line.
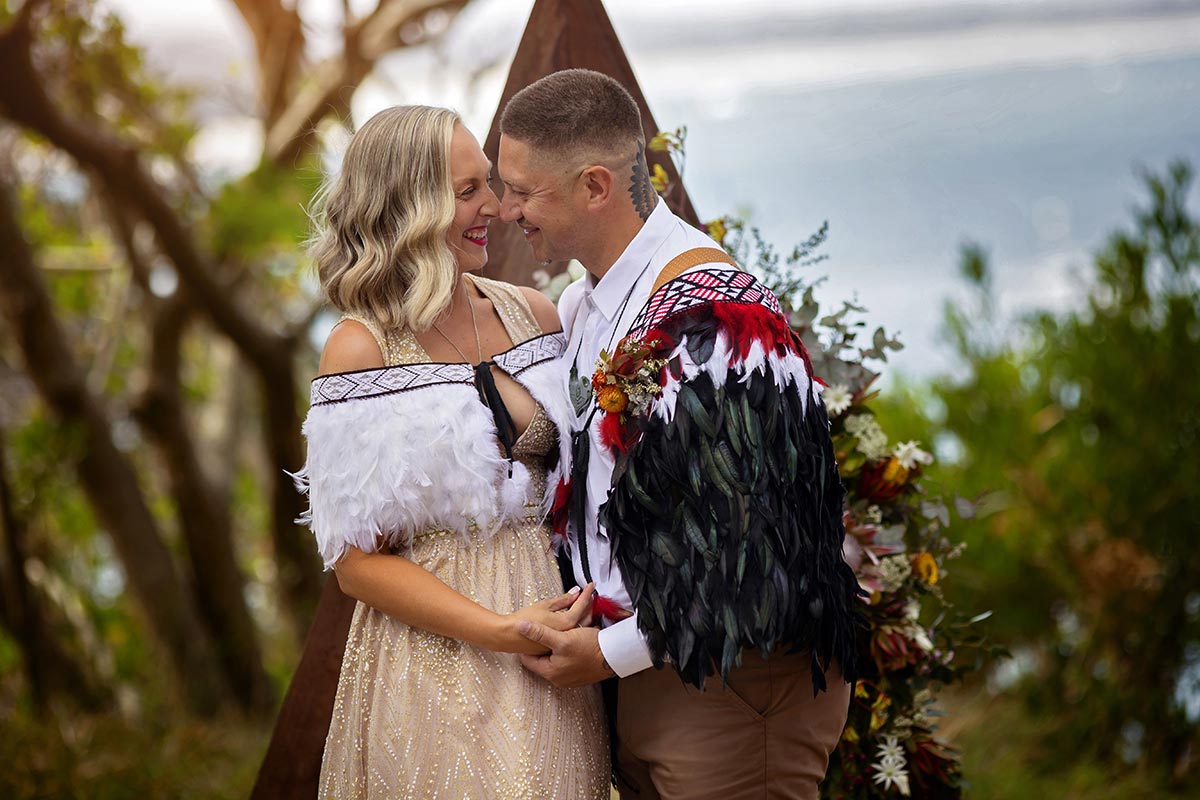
left=334, top=313, right=428, bottom=366
left=651, top=247, right=738, bottom=294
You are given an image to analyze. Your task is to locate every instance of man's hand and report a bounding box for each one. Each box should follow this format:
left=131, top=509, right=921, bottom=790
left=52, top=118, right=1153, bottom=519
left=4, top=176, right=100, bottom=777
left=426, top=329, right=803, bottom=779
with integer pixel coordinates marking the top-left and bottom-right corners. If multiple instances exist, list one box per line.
left=517, top=621, right=616, bottom=688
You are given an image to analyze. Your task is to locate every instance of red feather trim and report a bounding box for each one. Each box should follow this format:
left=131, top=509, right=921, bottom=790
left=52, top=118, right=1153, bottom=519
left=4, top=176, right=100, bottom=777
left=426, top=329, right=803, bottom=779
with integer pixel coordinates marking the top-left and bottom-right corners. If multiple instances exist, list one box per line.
left=549, top=478, right=571, bottom=542
left=709, top=301, right=799, bottom=360
left=592, top=593, right=633, bottom=623
left=598, top=410, right=639, bottom=455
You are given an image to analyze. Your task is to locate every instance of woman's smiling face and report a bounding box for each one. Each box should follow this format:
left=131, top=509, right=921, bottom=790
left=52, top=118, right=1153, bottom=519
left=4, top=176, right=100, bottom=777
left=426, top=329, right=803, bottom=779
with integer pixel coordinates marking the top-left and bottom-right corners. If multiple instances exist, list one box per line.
left=446, top=124, right=500, bottom=272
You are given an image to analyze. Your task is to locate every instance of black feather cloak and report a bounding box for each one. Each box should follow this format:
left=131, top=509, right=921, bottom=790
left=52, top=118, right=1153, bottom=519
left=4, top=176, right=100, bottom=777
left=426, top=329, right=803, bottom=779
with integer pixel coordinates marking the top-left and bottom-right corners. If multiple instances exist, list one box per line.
left=597, top=267, right=865, bottom=693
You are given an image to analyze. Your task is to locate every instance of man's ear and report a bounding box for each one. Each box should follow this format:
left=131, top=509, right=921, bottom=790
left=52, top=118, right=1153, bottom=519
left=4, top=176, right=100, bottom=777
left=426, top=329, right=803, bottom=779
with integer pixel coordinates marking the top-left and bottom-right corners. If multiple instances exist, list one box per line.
left=579, top=165, right=614, bottom=211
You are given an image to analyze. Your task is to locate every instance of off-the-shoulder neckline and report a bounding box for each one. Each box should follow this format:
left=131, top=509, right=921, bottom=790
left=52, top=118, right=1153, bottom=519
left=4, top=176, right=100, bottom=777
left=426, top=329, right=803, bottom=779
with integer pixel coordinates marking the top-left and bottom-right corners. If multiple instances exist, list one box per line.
left=311, top=329, right=564, bottom=382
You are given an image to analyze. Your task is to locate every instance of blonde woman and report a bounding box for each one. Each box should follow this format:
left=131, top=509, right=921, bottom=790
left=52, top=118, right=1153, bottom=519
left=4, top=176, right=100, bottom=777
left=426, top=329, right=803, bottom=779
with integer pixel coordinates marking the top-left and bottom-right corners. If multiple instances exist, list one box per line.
left=297, top=106, right=609, bottom=798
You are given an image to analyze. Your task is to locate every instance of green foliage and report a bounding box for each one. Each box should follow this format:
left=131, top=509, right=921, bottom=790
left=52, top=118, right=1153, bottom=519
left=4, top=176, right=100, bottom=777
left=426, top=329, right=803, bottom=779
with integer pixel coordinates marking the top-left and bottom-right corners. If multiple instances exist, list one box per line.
left=886, top=161, right=1200, bottom=783
left=0, top=708, right=268, bottom=800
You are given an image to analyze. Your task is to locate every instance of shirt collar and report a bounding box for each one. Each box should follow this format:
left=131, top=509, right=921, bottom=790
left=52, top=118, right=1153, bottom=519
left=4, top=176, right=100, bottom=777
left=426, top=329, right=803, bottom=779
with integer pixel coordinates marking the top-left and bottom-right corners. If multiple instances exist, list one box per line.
left=587, top=199, right=672, bottom=321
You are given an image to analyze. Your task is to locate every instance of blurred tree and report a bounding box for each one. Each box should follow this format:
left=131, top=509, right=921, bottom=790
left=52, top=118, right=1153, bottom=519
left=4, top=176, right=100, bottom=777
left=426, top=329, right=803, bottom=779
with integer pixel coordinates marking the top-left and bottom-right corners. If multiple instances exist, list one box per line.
left=877, top=162, right=1200, bottom=784
left=0, top=0, right=469, bottom=715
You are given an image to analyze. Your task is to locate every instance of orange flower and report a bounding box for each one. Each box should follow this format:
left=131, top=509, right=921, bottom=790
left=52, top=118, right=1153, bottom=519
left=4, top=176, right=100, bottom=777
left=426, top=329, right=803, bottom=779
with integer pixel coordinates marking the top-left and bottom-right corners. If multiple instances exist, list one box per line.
left=881, top=456, right=910, bottom=486
left=912, top=552, right=938, bottom=585
left=597, top=385, right=629, bottom=414
left=591, top=369, right=608, bottom=392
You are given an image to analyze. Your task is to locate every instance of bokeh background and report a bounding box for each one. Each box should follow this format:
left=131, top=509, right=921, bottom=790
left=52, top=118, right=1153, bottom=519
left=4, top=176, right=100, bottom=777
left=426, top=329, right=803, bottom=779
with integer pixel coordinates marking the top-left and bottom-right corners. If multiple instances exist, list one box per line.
left=0, top=0, right=1197, bottom=796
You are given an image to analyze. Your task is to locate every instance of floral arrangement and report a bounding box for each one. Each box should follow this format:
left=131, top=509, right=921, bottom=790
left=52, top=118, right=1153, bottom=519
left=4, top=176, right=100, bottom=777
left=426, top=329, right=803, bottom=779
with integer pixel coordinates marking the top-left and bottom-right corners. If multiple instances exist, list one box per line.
left=591, top=335, right=669, bottom=419
left=704, top=215, right=999, bottom=799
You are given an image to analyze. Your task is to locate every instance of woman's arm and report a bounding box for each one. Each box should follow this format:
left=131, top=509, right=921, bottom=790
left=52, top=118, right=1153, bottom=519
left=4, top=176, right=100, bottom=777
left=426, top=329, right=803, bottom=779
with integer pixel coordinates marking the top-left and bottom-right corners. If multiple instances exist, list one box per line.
left=334, top=548, right=591, bottom=655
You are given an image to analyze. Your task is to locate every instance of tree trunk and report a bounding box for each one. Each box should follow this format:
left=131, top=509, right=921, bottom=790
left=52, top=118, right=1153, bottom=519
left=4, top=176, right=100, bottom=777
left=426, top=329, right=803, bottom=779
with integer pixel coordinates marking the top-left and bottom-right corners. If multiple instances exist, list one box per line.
left=138, top=301, right=275, bottom=714
left=0, top=181, right=223, bottom=713
left=261, top=361, right=323, bottom=638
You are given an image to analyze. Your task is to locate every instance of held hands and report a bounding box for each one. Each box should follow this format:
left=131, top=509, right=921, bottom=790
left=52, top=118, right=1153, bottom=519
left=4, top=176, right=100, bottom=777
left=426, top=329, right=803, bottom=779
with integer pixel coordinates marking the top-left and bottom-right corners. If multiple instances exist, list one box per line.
left=517, top=621, right=616, bottom=688
left=499, top=583, right=596, bottom=655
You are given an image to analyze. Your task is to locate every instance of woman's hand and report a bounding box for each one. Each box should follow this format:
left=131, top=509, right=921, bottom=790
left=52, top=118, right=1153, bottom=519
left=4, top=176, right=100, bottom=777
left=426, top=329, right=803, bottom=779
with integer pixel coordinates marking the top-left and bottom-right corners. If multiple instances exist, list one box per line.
left=496, top=583, right=596, bottom=654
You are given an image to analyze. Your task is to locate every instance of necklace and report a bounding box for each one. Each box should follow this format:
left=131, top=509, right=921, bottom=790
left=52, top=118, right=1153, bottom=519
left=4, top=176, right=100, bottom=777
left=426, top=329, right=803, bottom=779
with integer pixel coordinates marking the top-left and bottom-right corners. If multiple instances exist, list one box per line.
left=432, top=278, right=483, bottom=365
left=567, top=260, right=653, bottom=417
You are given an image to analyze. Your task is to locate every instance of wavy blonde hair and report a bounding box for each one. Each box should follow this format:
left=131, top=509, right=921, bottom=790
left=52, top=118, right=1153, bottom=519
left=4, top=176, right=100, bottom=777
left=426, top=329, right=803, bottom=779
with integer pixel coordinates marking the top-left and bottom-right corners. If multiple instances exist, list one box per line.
left=309, top=105, right=461, bottom=332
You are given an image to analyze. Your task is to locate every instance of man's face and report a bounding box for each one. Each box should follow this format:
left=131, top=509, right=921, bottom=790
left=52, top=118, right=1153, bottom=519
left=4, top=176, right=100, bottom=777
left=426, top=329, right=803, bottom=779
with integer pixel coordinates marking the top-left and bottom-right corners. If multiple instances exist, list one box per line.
left=497, top=135, right=583, bottom=263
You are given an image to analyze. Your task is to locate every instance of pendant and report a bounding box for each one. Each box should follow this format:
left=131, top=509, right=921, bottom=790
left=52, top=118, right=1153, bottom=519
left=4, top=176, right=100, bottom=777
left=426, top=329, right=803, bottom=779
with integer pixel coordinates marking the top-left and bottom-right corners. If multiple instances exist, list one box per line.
left=569, top=365, right=592, bottom=417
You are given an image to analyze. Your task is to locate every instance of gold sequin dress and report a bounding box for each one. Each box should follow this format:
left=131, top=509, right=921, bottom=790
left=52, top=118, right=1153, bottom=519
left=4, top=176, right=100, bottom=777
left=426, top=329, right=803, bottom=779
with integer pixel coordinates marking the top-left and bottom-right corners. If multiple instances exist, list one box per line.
left=310, top=276, right=610, bottom=799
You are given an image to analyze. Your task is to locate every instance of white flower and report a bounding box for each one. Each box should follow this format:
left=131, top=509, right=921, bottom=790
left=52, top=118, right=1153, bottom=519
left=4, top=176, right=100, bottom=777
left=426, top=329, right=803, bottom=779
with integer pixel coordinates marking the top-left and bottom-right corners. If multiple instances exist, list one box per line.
left=872, top=757, right=911, bottom=795
left=864, top=504, right=883, bottom=524
left=845, top=414, right=889, bottom=460
left=823, top=382, right=853, bottom=416
left=912, top=627, right=935, bottom=652
left=893, top=440, right=934, bottom=470
left=904, top=599, right=921, bottom=622
left=877, top=555, right=912, bottom=593
left=876, top=735, right=906, bottom=767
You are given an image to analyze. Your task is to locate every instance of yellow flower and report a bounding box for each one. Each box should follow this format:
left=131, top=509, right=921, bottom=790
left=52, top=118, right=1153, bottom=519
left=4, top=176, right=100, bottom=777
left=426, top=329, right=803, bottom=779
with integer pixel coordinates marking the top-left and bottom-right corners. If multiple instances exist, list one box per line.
left=912, top=552, right=938, bottom=585
left=598, top=385, right=629, bottom=414
left=705, top=217, right=728, bottom=245
left=881, top=456, right=910, bottom=485
left=650, top=163, right=669, bottom=192
left=869, top=692, right=892, bottom=732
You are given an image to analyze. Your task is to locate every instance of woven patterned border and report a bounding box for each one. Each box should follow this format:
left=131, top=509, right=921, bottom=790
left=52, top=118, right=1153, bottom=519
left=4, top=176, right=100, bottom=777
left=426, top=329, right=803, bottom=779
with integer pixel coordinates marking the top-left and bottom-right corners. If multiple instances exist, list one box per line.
left=310, top=332, right=565, bottom=406
left=628, top=268, right=783, bottom=337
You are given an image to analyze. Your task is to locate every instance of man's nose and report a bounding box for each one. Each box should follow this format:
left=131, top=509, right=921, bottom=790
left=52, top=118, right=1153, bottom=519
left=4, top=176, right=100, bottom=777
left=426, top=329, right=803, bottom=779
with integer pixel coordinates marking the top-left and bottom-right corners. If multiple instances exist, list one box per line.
left=499, top=191, right=521, bottom=223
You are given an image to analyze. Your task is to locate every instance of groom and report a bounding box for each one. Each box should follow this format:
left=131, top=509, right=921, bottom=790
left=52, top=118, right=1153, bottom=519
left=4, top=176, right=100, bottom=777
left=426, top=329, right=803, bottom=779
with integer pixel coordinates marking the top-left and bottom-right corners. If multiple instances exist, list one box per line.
left=497, top=69, right=863, bottom=799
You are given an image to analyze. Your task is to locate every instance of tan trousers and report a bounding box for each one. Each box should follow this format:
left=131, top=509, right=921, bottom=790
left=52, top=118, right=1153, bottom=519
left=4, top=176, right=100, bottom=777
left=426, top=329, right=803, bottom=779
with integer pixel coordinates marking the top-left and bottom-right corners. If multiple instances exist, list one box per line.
left=614, top=651, right=850, bottom=800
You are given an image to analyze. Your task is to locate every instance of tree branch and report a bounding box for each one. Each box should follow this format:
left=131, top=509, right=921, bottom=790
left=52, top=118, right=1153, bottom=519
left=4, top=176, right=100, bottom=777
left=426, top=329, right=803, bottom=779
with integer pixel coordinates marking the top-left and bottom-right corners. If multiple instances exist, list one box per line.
left=0, top=174, right=223, bottom=714
left=264, top=0, right=470, bottom=166
left=0, top=18, right=289, bottom=372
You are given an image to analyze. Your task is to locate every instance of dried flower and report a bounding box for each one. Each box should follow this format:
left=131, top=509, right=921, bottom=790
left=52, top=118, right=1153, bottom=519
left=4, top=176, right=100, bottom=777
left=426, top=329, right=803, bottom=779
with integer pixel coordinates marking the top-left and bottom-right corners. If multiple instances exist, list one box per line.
left=876, top=735, right=906, bottom=767
left=893, top=440, right=934, bottom=470
left=872, top=757, right=911, bottom=795
left=912, top=552, right=938, bottom=584
left=877, top=555, right=912, bottom=593
left=845, top=414, right=889, bottom=460
left=824, top=382, right=853, bottom=416
left=597, top=385, right=629, bottom=414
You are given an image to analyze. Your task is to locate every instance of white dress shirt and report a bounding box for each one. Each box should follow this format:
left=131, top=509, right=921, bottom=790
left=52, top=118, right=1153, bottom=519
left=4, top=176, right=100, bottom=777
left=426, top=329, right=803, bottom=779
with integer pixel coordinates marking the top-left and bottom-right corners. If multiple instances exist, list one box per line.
left=557, top=199, right=728, bottom=677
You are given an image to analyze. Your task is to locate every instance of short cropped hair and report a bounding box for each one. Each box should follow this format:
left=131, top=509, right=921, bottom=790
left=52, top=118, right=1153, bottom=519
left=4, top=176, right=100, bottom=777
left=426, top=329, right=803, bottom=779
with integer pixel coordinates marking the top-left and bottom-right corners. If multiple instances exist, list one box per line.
left=500, top=69, right=644, bottom=163
left=308, top=105, right=461, bottom=333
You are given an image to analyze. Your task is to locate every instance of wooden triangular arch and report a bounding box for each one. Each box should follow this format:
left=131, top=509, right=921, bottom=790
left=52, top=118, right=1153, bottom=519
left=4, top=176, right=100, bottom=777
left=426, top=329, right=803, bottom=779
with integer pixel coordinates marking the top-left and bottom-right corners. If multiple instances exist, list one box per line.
left=251, top=1, right=701, bottom=795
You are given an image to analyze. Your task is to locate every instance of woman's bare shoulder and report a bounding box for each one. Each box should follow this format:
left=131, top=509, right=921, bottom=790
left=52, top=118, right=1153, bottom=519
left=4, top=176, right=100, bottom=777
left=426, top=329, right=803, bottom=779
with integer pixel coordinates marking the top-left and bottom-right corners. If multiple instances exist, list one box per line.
left=318, top=319, right=385, bottom=376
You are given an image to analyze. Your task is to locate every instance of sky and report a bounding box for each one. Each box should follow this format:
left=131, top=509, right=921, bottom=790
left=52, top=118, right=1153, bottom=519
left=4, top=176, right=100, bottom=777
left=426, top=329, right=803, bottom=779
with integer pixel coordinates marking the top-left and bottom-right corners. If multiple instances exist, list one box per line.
left=105, top=0, right=1200, bottom=380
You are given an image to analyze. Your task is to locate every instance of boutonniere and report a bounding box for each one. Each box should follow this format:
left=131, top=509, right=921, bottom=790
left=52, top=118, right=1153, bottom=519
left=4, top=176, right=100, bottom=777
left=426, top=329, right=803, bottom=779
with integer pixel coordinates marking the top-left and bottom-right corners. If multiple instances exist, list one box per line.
left=590, top=331, right=673, bottom=454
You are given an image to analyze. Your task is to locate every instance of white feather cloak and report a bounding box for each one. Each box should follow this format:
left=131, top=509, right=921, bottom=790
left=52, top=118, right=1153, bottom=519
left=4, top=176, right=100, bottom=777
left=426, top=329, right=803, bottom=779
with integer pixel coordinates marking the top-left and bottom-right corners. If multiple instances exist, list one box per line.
left=292, top=332, right=573, bottom=569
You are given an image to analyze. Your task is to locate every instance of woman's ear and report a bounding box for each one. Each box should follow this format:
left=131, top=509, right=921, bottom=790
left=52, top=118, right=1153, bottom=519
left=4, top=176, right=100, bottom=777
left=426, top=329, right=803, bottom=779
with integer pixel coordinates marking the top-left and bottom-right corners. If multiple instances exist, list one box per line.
left=579, top=165, right=614, bottom=211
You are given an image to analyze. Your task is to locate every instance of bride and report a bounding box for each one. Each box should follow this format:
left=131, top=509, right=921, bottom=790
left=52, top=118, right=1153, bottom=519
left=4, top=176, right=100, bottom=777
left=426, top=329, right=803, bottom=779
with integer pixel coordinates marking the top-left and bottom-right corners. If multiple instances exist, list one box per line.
left=297, top=105, right=609, bottom=798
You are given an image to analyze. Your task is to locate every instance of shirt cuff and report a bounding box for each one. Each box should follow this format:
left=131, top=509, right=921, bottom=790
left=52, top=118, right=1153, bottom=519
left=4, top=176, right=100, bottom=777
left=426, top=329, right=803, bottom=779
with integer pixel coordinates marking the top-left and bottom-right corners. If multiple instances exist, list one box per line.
left=597, top=613, right=654, bottom=677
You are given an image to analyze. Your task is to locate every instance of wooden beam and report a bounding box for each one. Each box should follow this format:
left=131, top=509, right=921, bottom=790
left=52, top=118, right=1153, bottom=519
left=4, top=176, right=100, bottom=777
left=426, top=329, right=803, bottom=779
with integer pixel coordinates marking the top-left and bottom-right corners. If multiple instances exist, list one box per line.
left=250, top=576, right=356, bottom=799
left=480, top=0, right=701, bottom=286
